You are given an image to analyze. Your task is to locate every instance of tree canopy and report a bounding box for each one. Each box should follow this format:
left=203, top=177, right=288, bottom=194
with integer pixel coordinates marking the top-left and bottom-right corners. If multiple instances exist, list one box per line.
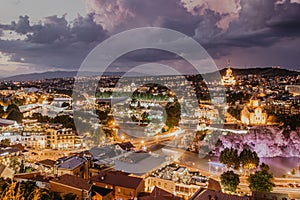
left=248, top=163, right=275, bottom=192
left=219, top=147, right=240, bottom=169
left=239, top=148, right=260, bottom=170
left=219, top=147, right=260, bottom=171
left=6, top=104, right=23, bottom=123
left=165, top=101, right=181, bottom=129
left=220, top=170, right=240, bottom=192
left=0, top=178, right=76, bottom=200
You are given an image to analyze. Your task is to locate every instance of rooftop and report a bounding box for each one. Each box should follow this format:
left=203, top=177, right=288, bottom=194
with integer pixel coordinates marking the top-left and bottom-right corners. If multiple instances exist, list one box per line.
left=116, top=141, right=135, bottom=151
left=89, top=145, right=123, bottom=160
left=90, top=170, right=143, bottom=189
left=55, top=155, right=86, bottom=170
left=190, top=189, right=250, bottom=200
left=138, top=186, right=181, bottom=200
left=14, top=172, right=52, bottom=182
left=115, top=152, right=166, bottom=176
left=149, top=163, right=207, bottom=185
left=36, top=159, right=56, bottom=168
left=50, top=174, right=91, bottom=191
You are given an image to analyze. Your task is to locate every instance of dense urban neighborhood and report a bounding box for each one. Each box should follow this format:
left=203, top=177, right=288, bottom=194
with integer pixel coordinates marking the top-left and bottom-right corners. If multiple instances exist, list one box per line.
left=1, top=0, right=300, bottom=199
left=0, top=66, right=299, bottom=199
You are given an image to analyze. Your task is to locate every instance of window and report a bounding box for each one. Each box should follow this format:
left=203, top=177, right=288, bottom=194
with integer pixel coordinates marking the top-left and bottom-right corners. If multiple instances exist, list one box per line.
left=184, top=188, right=189, bottom=193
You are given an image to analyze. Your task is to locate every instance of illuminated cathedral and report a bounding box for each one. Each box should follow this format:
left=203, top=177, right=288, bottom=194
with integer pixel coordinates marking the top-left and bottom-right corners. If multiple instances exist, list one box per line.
left=221, top=62, right=236, bottom=86
left=241, top=96, right=268, bottom=125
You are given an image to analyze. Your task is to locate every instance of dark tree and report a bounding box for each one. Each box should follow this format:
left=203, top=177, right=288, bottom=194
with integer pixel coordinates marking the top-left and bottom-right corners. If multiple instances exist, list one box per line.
left=0, top=139, right=10, bottom=147
left=6, top=104, right=23, bottom=123
left=219, top=147, right=240, bottom=169
left=20, top=181, right=38, bottom=199
left=63, top=193, right=77, bottom=200
left=6, top=104, right=20, bottom=113
left=248, top=163, right=275, bottom=192
left=165, top=101, right=181, bottom=129
left=220, top=170, right=240, bottom=192
left=239, top=148, right=259, bottom=170
left=0, top=105, right=5, bottom=117
left=19, top=160, right=25, bottom=173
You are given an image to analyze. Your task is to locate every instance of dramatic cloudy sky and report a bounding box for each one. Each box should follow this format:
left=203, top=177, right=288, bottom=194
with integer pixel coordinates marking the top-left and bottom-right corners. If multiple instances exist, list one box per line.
left=0, top=0, right=300, bottom=77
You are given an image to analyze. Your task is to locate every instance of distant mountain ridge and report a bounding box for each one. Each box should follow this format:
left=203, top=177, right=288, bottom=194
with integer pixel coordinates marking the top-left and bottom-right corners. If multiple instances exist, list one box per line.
left=1, top=71, right=78, bottom=81
left=1, top=67, right=299, bottom=81
left=1, top=71, right=125, bottom=81
left=219, top=67, right=300, bottom=77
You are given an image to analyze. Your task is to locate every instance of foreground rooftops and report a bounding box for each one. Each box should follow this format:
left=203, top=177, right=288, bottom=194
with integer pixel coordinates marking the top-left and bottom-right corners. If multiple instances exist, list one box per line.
left=50, top=174, right=91, bottom=191
left=139, top=186, right=181, bottom=200
left=115, top=151, right=166, bottom=176
left=55, top=155, right=87, bottom=170
left=190, top=189, right=250, bottom=200
left=90, top=170, right=143, bottom=189
left=14, top=172, right=52, bottom=183
left=36, top=159, right=56, bottom=168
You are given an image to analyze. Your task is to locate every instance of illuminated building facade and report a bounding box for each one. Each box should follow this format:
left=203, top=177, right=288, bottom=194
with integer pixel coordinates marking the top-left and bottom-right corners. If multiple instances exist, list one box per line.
left=241, top=97, right=268, bottom=125
left=221, top=63, right=236, bottom=86
left=47, top=128, right=77, bottom=150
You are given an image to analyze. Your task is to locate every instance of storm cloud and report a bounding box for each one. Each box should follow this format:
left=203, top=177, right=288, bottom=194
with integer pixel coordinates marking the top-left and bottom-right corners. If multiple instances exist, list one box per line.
left=0, top=13, right=108, bottom=72
left=0, top=0, right=299, bottom=76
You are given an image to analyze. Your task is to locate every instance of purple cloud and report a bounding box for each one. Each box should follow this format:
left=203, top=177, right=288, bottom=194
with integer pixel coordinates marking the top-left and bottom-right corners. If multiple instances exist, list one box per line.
left=0, top=0, right=300, bottom=75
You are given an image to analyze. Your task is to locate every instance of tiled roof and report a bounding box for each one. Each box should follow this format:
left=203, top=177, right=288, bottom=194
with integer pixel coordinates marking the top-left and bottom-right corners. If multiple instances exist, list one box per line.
left=14, top=172, right=52, bottom=182
left=9, top=144, right=25, bottom=151
left=90, top=171, right=143, bottom=189
left=139, top=187, right=181, bottom=200
left=116, top=142, right=135, bottom=151
left=56, top=155, right=86, bottom=170
left=89, top=145, right=123, bottom=160
left=191, top=189, right=250, bottom=200
left=252, top=191, right=289, bottom=200
left=50, top=174, right=91, bottom=191
left=115, top=152, right=166, bottom=176
left=0, top=147, right=22, bottom=155
left=37, top=159, right=56, bottom=167
left=207, top=178, right=222, bottom=192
